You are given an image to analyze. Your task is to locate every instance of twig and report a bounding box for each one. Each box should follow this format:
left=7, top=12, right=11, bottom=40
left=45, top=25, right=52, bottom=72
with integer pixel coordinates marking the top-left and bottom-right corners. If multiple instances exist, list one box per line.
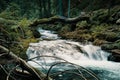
left=28, top=55, right=99, bottom=80
left=31, top=60, right=48, bottom=72
left=46, top=62, right=88, bottom=80
left=6, top=65, right=19, bottom=80
left=0, top=65, right=16, bottom=80
left=0, top=53, right=7, bottom=57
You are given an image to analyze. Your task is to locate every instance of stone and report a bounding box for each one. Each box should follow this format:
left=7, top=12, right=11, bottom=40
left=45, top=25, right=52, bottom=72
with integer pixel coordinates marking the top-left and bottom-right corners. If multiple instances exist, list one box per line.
left=108, top=54, right=120, bottom=62
left=116, top=18, right=120, bottom=24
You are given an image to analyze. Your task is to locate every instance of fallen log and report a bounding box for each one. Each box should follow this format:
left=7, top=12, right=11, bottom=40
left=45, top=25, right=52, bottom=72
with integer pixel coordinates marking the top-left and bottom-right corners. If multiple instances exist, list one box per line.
left=0, top=45, right=52, bottom=80
left=29, top=15, right=89, bottom=27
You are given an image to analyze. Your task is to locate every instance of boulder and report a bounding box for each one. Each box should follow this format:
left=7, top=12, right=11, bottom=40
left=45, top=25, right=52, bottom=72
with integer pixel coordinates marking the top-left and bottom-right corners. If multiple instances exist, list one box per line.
left=108, top=54, right=120, bottom=62
left=108, top=49, right=120, bottom=62
left=32, top=29, right=41, bottom=38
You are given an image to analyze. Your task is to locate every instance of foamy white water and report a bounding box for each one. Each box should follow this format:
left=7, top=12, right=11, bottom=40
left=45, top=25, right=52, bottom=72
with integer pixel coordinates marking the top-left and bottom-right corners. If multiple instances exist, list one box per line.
left=27, top=29, right=120, bottom=80
left=38, top=28, right=59, bottom=40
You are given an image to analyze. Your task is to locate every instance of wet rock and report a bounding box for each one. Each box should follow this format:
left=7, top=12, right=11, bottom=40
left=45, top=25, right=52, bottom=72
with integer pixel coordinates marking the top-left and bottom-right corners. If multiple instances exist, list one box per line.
left=108, top=54, right=120, bottom=62
left=32, top=29, right=41, bottom=38
left=102, top=42, right=120, bottom=62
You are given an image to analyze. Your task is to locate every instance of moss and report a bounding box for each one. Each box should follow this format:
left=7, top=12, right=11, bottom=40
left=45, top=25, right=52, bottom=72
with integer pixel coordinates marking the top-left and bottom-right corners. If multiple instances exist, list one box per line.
left=90, top=24, right=118, bottom=41
left=93, top=39, right=107, bottom=45
left=38, top=18, right=50, bottom=23
left=92, top=31, right=118, bottom=42
left=60, top=24, right=71, bottom=33
left=0, top=17, right=38, bottom=59
left=51, top=15, right=60, bottom=19
left=10, top=38, right=39, bottom=59
left=101, top=42, right=120, bottom=50
left=110, top=6, right=120, bottom=19
left=91, top=9, right=109, bottom=23
left=78, top=34, right=92, bottom=41
left=91, top=24, right=109, bottom=32
left=76, top=21, right=90, bottom=29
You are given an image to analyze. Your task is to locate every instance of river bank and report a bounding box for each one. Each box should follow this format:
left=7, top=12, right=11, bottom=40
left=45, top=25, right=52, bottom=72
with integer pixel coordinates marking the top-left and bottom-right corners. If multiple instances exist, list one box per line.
left=26, top=28, right=120, bottom=80
left=34, top=6, right=120, bottom=62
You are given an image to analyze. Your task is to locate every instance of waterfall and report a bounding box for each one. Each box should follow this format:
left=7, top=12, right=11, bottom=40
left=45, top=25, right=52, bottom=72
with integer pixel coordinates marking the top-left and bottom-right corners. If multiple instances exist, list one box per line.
left=27, top=40, right=109, bottom=61
left=26, top=29, right=120, bottom=80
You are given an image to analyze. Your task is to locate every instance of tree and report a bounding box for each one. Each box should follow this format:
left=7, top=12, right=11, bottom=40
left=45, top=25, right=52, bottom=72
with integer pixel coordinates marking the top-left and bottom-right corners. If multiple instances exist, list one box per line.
left=67, top=0, right=71, bottom=18
left=58, top=0, right=63, bottom=16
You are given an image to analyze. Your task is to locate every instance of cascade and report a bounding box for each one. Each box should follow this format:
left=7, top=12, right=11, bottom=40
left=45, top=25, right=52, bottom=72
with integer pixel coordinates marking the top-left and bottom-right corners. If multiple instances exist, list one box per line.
left=26, top=29, right=120, bottom=80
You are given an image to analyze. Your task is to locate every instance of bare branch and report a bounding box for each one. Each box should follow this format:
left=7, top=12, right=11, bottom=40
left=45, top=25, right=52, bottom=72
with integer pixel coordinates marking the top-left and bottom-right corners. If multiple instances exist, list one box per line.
left=0, top=65, right=16, bottom=80
left=6, top=65, right=19, bottom=80
left=28, top=55, right=100, bottom=80
left=0, top=45, right=51, bottom=80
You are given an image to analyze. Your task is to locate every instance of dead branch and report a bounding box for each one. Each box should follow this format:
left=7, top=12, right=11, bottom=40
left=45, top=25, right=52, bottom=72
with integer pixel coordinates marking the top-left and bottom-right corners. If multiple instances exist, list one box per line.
left=28, top=55, right=100, bottom=80
left=0, top=45, right=52, bottom=80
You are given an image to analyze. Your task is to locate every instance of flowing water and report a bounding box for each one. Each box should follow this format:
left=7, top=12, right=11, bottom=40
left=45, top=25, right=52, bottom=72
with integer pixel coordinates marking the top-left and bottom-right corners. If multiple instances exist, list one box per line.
left=27, top=29, right=120, bottom=80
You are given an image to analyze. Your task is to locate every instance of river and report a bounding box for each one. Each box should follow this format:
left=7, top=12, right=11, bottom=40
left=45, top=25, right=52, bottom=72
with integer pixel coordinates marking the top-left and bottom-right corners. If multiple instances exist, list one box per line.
left=26, top=28, right=120, bottom=80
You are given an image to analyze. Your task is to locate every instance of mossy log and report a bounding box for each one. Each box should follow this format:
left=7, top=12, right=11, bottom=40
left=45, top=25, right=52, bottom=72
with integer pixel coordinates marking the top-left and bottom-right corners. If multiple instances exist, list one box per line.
left=0, top=45, right=52, bottom=80
left=29, top=15, right=89, bottom=27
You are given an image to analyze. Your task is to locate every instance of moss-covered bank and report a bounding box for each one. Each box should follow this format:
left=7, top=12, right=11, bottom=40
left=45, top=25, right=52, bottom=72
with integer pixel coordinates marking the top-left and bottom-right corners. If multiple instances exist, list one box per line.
left=0, top=17, right=40, bottom=59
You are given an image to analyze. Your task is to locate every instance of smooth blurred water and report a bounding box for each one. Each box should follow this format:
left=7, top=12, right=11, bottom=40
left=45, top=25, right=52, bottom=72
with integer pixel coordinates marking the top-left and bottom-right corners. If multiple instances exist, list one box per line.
left=27, top=29, right=120, bottom=80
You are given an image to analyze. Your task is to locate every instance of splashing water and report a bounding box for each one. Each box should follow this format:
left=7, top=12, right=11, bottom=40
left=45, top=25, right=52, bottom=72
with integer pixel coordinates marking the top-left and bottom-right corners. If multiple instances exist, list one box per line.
left=38, top=28, right=60, bottom=40
left=27, top=29, right=120, bottom=80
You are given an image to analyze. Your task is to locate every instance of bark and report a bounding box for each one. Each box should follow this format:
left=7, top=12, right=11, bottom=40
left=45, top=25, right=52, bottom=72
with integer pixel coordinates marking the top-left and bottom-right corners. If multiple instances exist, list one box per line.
left=0, top=45, right=52, bottom=80
left=29, top=15, right=89, bottom=27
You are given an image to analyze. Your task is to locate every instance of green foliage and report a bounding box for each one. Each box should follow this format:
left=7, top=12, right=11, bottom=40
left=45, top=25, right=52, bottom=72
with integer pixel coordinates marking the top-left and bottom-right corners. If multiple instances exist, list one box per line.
left=102, top=41, right=120, bottom=50
left=0, top=17, right=37, bottom=59
left=91, top=9, right=109, bottom=23
left=0, top=2, right=21, bottom=20
left=93, top=39, right=107, bottom=45
left=60, top=24, right=71, bottom=33
left=91, top=24, right=119, bottom=42
left=109, top=6, right=120, bottom=22
left=91, top=24, right=108, bottom=33
left=76, top=21, right=89, bottom=30
left=18, top=18, right=31, bottom=28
